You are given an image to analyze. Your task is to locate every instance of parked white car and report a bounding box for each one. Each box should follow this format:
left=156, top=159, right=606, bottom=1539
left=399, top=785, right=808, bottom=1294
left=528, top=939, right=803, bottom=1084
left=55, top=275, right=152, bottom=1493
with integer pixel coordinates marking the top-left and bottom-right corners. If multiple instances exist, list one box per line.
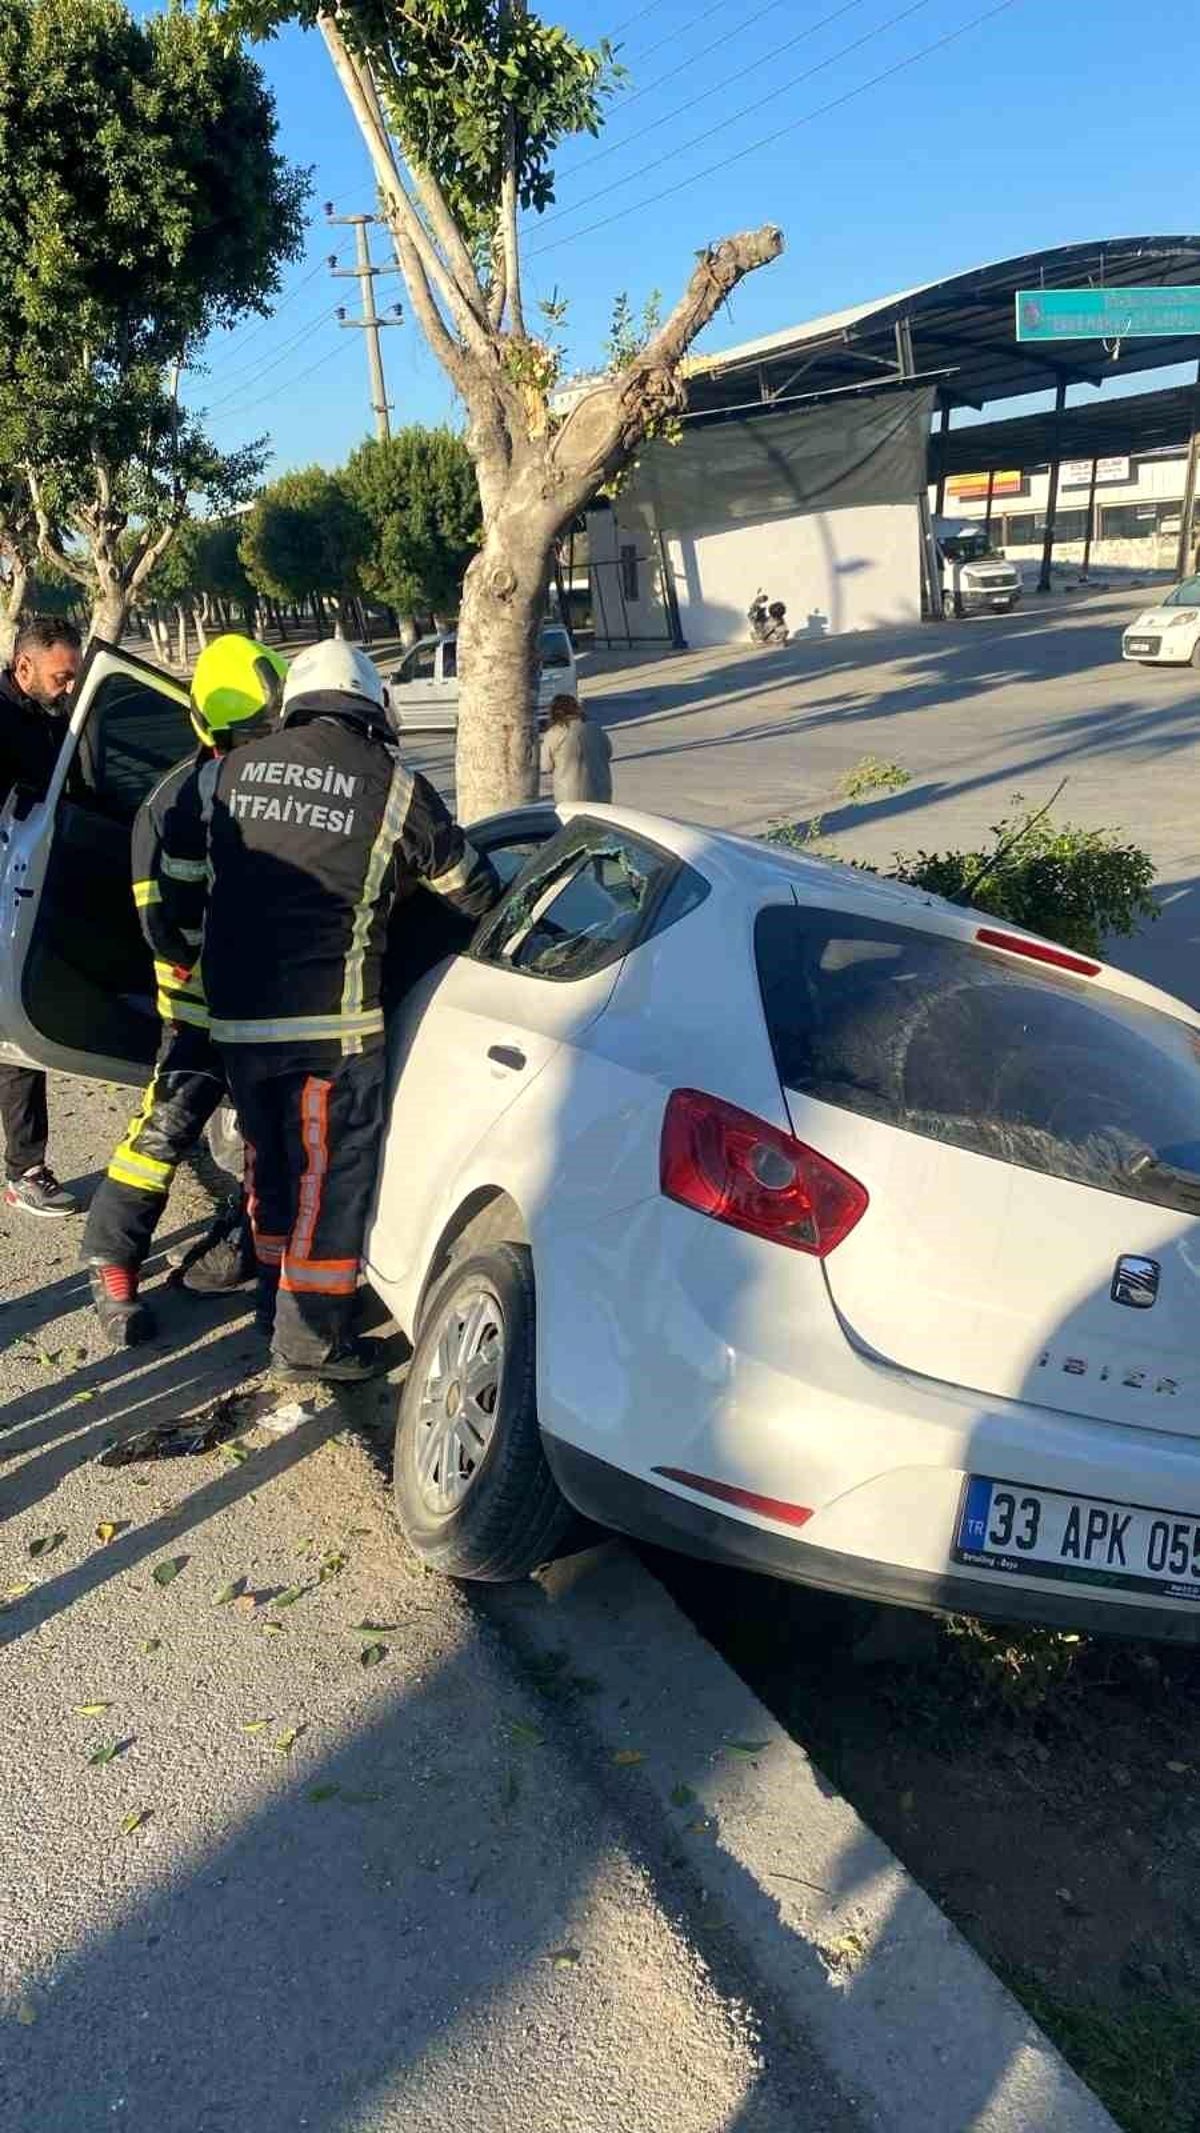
left=7, top=645, right=1200, bottom=1640
left=1122, top=576, right=1200, bottom=667
left=388, top=624, right=577, bottom=731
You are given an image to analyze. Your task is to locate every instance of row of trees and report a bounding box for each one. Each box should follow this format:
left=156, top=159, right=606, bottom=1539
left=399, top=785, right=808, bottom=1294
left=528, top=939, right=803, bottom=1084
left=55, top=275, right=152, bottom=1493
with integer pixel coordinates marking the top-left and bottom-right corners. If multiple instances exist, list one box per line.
left=129, top=425, right=480, bottom=663
left=0, top=0, right=307, bottom=657
left=0, top=0, right=784, bottom=813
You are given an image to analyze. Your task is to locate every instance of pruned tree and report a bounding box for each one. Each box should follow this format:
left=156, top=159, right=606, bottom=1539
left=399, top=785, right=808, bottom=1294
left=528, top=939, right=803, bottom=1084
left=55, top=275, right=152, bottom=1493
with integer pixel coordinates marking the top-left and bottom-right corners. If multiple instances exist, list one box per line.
left=0, top=0, right=309, bottom=643
left=239, top=466, right=371, bottom=625
left=220, top=0, right=782, bottom=817
left=342, top=426, right=480, bottom=629
left=0, top=473, right=38, bottom=661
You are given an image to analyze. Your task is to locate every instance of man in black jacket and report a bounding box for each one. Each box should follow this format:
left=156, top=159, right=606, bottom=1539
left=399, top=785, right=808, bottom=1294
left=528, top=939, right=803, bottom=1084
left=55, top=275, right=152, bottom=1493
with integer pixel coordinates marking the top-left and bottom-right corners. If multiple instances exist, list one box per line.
left=204, top=639, right=499, bottom=1383
left=0, top=615, right=82, bottom=1215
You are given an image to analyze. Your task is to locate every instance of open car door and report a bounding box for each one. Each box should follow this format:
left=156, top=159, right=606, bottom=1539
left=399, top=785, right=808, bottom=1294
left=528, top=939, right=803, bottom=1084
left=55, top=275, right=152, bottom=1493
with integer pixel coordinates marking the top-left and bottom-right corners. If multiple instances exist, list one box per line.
left=0, top=641, right=194, bottom=1088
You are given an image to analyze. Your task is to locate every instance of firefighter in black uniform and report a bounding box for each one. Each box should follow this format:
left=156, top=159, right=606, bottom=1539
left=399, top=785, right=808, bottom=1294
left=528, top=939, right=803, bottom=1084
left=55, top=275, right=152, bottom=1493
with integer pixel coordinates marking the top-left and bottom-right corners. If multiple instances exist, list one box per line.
left=81, top=635, right=288, bottom=1346
left=203, top=639, right=499, bottom=1383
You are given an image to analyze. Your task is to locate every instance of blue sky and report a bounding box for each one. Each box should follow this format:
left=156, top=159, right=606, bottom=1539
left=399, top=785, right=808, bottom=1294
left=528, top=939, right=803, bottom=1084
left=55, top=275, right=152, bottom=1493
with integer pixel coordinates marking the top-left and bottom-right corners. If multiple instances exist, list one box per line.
left=186, top=0, right=1200, bottom=477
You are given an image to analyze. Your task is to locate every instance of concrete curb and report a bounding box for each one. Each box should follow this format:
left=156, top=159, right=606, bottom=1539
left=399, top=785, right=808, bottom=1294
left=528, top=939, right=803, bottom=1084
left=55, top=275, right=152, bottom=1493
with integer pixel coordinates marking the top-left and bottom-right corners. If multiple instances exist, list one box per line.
left=484, top=1542, right=1118, bottom=2133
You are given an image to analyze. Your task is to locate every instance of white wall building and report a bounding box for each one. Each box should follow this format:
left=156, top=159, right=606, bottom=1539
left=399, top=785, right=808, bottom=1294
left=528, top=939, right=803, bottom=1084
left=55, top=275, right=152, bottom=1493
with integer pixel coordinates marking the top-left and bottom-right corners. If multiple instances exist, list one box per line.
left=933, top=447, right=1189, bottom=573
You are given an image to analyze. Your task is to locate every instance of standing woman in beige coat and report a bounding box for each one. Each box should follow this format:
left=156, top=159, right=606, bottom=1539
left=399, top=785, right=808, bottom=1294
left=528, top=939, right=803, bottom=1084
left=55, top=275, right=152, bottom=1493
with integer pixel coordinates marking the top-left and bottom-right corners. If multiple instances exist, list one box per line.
left=540, top=693, right=613, bottom=804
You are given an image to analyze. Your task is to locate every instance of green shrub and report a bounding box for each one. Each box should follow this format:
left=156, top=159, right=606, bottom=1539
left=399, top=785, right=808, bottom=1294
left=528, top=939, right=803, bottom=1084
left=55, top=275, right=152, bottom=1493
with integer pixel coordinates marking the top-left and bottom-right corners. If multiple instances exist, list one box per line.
left=767, top=764, right=1159, bottom=960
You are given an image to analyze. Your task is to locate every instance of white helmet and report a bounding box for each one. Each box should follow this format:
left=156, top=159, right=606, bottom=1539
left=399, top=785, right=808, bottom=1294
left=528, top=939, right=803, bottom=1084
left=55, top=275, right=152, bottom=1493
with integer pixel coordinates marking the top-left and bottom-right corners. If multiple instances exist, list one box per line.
left=281, top=639, right=387, bottom=715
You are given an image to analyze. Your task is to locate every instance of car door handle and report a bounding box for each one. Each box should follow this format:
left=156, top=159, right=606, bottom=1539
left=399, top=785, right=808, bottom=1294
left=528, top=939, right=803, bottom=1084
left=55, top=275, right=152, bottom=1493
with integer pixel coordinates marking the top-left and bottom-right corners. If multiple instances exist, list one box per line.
left=487, top=1044, right=527, bottom=1072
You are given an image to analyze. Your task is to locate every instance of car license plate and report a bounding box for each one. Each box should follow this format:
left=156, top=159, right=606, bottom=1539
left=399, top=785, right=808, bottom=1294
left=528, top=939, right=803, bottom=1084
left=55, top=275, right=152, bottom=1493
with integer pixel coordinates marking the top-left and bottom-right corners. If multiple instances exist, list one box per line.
left=1126, top=639, right=1153, bottom=654
left=954, top=1475, right=1200, bottom=1601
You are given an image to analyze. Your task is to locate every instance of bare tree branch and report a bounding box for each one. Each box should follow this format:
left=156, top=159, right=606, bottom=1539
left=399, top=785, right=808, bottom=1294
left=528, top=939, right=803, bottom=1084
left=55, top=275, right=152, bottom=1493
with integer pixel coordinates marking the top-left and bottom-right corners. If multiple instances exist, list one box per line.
left=497, top=0, right=525, bottom=337
left=549, top=225, right=784, bottom=504
left=395, top=234, right=472, bottom=392
left=318, top=15, right=493, bottom=364
left=24, top=465, right=91, bottom=585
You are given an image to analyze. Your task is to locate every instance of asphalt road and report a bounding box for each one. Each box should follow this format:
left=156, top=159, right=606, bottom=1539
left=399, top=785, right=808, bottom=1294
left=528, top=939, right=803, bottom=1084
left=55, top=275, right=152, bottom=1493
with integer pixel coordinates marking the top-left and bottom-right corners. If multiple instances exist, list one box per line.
left=3, top=588, right=1190, bottom=2130
left=0, top=1096, right=854, bottom=2133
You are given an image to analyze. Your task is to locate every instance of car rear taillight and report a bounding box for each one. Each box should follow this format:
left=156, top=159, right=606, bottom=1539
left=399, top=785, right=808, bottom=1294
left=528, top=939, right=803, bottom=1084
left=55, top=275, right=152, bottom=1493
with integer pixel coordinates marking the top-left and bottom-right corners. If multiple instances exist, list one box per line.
left=660, top=1089, right=868, bottom=1257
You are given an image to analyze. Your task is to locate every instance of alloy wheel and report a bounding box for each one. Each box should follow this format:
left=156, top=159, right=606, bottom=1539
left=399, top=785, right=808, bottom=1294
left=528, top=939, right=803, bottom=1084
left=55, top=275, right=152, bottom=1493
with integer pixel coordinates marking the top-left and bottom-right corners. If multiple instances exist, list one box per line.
left=413, top=1283, right=506, bottom=1515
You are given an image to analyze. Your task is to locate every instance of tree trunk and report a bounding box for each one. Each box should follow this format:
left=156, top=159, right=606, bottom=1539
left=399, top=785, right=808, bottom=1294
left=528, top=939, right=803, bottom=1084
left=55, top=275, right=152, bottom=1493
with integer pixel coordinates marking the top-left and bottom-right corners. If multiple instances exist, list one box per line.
left=192, top=604, right=209, bottom=652
left=0, top=557, right=29, bottom=663
left=89, top=584, right=129, bottom=645
left=455, top=516, right=552, bottom=822
left=175, top=605, right=189, bottom=668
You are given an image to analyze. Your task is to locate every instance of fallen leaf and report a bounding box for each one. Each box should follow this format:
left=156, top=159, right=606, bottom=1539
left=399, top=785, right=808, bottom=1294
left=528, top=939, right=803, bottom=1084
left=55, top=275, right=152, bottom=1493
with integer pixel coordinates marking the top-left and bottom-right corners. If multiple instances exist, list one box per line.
left=87, top=1741, right=121, bottom=1767
left=233, top=1594, right=259, bottom=1615
left=900, top=1789, right=916, bottom=1813
left=151, top=1557, right=185, bottom=1587
left=15, top=1998, right=36, bottom=2026
left=500, top=1769, right=520, bottom=1810
left=353, top=1620, right=396, bottom=1635
left=612, top=1748, right=644, bottom=1767
left=71, top=1390, right=97, bottom=1405
left=1167, top=1759, right=1191, bottom=1775
left=241, top=1719, right=271, bottom=1734
left=317, top=1551, right=347, bottom=1583
left=213, top=1579, right=245, bottom=1607
left=28, top=1531, right=66, bottom=1559
left=273, top=1585, right=307, bottom=1609
left=221, top=1442, right=249, bottom=1465
left=360, top=1642, right=388, bottom=1669
left=308, top=1783, right=341, bottom=1803
left=2, top=1582, right=33, bottom=1605
left=345, top=1526, right=371, bottom=1539
left=669, top=1782, right=695, bottom=1809
left=263, top=1621, right=284, bottom=1636
left=74, top=1701, right=111, bottom=1717
left=95, top=1522, right=119, bottom=1545
left=140, top=1640, right=162, bottom=1656
left=120, top=1808, right=152, bottom=1836
left=274, top=1726, right=305, bottom=1754
left=508, top=1719, right=543, bottom=1747
left=550, top=1946, right=581, bottom=1969
left=724, top=1739, right=770, bottom=1759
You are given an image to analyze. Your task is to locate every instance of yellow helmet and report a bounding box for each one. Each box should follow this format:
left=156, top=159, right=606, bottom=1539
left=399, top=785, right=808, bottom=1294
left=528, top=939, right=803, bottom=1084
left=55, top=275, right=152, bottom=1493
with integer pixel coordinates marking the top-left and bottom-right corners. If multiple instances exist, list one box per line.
left=190, top=634, right=288, bottom=749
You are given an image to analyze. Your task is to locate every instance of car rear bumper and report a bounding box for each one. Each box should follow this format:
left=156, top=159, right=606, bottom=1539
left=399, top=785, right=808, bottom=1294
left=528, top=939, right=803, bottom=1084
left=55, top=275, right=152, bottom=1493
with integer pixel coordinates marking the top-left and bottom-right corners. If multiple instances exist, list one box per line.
left=962, top=587, right=1020, bottom=610
left=544, top=1436, right=1200, bottom=1643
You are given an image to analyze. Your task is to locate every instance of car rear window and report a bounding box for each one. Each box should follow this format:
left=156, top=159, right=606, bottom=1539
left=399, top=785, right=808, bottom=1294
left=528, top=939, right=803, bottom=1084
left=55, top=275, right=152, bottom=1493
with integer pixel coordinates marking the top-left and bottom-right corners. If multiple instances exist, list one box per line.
left=539, top=629, right=573, bottom=670
left=755, top=905, right=1200, bottom=1214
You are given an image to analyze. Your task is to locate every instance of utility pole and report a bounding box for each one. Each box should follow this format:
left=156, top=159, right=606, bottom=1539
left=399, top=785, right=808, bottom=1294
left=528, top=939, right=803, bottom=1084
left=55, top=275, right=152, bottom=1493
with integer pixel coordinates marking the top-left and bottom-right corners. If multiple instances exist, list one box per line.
left=325, top=205, right=401, bottom=442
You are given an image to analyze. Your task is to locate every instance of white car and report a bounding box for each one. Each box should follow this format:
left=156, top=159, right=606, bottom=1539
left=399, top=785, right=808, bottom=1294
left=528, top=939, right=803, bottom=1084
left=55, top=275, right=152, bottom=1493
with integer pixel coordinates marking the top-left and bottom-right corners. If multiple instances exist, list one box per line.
left=1122, top=575, right=1200, bottom=666
left=8, top=645, right=1200, bottom=1640
left=388, top=623, right=577, bottom=731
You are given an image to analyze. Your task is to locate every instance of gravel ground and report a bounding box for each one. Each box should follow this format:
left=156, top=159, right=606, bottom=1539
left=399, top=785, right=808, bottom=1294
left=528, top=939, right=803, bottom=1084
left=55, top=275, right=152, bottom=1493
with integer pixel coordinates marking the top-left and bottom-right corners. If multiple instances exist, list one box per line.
left=0, top=1086, right=852, bottom=2133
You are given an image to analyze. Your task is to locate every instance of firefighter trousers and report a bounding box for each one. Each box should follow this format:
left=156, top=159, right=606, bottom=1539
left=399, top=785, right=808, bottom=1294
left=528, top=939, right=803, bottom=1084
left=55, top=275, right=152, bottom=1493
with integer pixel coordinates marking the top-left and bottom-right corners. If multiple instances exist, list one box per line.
left=221, top=1046, right=385, bottom=1367
left=81, top=1022, right=227, bottom=1270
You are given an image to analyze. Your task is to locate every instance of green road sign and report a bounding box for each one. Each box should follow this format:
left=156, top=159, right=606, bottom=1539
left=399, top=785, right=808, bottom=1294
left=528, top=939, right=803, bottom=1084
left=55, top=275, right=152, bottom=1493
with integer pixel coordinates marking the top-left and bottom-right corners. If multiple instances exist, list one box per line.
left=1016, top=287, right=1200, bottom=341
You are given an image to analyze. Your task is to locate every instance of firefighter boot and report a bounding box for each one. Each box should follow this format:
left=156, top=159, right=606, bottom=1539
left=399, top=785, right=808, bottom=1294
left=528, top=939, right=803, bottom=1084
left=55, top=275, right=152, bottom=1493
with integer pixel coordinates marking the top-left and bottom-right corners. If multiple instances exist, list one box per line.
left=175, top=1198, right=256, bottom=1296
left=88, top=1264, right=155, bottom=1349
left=255, top=1269, right=280, bottom=1340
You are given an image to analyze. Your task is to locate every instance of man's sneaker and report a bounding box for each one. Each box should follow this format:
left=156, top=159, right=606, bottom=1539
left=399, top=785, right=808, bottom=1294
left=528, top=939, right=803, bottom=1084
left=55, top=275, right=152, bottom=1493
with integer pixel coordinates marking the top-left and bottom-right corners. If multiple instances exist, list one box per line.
left=87, top=1264, right=155, bottom=1349
left=5, top=1165, right=78, bottom=1218
left=270, top=1340, right=386, bottom=1386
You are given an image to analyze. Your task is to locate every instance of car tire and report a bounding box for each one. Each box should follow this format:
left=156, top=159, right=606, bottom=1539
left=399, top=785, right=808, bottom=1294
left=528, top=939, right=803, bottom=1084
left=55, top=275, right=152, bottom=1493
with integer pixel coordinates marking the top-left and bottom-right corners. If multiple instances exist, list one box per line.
left=941, top=590, right=957, bottom=619
left=1190, top=639, right=1200, bottom=670
left=204, top=1101, right=244, bottom=1183
left=393, top=1244, right=572, bottom=1581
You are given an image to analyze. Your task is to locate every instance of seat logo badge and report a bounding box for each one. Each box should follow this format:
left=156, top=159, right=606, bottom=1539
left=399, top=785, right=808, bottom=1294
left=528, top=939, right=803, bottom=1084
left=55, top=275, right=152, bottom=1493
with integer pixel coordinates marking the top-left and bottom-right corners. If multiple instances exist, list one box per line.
left=1111, top=1255, right=1160, bottom=1310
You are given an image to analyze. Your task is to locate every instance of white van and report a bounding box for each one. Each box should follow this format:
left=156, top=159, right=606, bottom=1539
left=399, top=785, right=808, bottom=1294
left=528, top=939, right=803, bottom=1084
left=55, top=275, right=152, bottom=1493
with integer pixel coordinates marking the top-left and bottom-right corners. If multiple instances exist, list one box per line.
left=388, top=624, right=577, bottom=733
left=933, top=517, right=1021, bottom=618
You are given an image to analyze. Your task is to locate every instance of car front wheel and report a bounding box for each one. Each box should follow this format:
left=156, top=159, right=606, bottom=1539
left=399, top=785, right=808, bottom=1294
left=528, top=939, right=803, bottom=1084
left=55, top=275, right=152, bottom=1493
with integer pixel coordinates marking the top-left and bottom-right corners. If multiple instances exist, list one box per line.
left=393, top=1244, right=572, bottom=1580
left=1190, top=637, right=1200, bottom=670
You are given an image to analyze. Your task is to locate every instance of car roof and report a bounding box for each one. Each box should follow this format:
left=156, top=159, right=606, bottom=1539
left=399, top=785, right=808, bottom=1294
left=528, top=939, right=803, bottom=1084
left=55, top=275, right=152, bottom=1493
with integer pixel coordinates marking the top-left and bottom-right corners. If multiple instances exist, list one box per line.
left=409, top=624, right=571, bottom=650
left=557, top=802, right=1200, bottom=1030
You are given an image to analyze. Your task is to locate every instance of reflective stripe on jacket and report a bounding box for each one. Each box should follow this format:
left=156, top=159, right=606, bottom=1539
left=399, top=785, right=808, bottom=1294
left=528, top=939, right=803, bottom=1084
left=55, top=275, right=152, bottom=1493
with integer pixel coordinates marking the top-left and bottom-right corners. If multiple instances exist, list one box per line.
left=130, top=752, right=217, bottom=1029
left=202, top=693, right=499, bottom=1055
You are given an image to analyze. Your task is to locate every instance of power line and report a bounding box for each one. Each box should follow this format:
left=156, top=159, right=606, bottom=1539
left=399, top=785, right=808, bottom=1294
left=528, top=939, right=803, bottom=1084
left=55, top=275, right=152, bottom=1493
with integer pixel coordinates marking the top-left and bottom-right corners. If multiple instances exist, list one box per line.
left=203, top=292, right=341, bottom=392
left=541, top=0, right=871, bottom=200
left=534, top=0, right=935, bottom=237
left=213, top=257, right=330, bottom=363
left=531, top=0, right=1022, bottom=258
left=605, top=0, right=676, bottom=45
left=623, top=0, right=747, bottom=70
left=200, top=305, right=340, bottom=413
left=205, top=335, right=348, bottom=425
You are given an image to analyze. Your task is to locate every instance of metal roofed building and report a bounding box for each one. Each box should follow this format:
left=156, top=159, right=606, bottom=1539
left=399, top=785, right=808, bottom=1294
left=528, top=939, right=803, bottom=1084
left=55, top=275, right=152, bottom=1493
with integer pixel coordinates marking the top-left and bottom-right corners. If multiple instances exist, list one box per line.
left=584, top=237, right=1200, bottom=649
